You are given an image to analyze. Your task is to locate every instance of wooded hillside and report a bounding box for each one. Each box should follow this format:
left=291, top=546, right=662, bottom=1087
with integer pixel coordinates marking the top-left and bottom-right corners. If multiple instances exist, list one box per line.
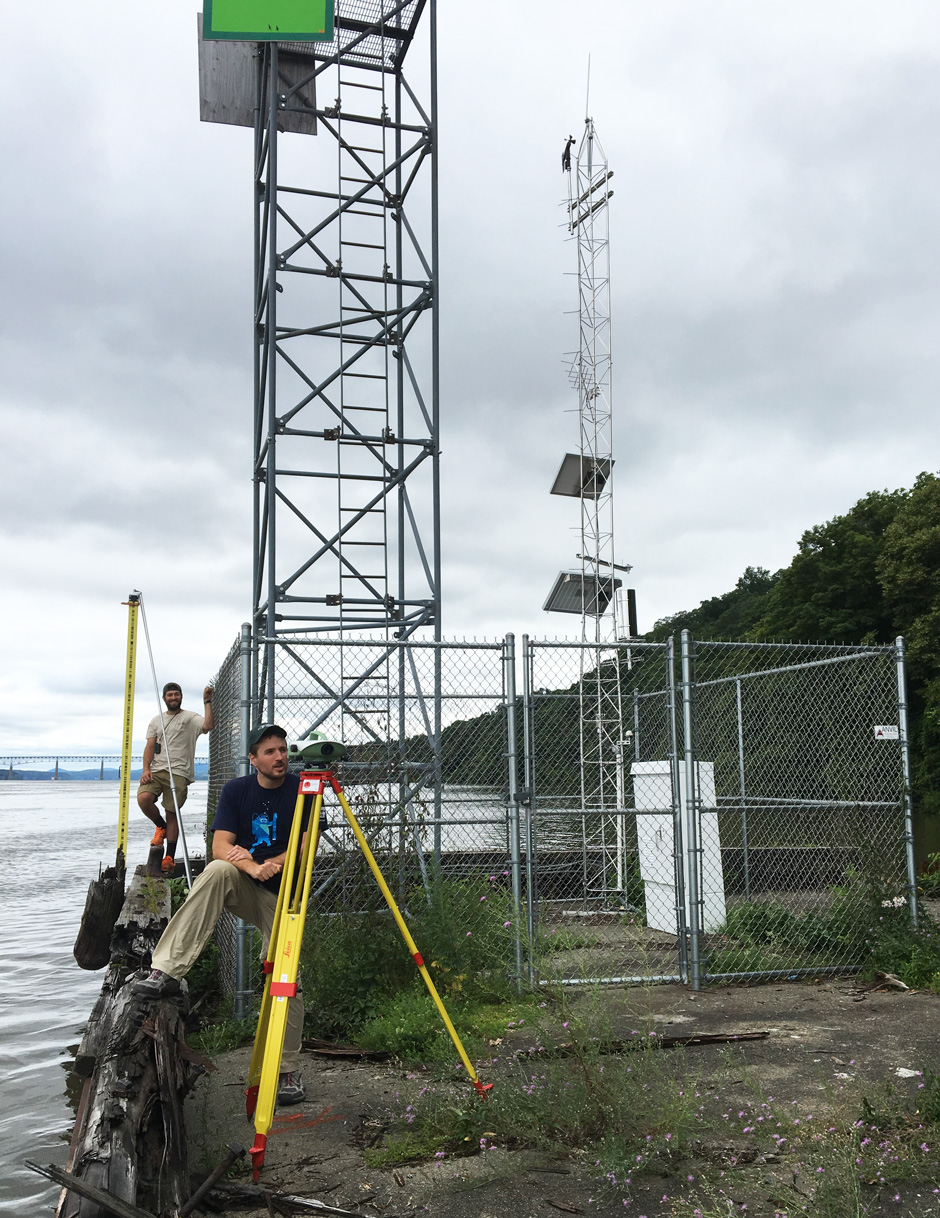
left=648, top=471, right=940, bottom=813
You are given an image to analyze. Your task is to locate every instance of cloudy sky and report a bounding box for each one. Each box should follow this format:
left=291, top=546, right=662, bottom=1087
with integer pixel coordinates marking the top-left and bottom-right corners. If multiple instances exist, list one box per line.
left=2, top=1, right=939, bottom=753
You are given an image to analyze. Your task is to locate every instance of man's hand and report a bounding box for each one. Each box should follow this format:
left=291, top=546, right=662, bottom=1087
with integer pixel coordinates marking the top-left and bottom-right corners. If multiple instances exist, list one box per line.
left=203, top=685, right=214, bottom=704
left=225, top=845, right=254, bottom=865
left=225, top=844, right=282, bottom=882
left=141, top=768, right=153, bottom=785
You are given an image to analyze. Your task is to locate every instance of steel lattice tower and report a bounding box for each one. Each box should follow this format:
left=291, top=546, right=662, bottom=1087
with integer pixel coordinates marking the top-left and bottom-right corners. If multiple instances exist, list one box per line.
left=565, top=117, right=628, bottom=897
left=250, top=1, right=440, bottom=754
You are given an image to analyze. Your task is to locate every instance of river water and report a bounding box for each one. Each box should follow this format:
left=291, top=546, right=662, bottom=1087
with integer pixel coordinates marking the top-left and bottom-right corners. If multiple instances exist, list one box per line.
left=0, top=781, right=208, bottom=1217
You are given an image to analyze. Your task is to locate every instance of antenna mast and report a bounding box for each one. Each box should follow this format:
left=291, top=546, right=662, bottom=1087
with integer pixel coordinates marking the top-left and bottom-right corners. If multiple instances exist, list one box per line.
left=566, top=116, right=619, bottom=646
left=563, top=114, right=629, bottom=902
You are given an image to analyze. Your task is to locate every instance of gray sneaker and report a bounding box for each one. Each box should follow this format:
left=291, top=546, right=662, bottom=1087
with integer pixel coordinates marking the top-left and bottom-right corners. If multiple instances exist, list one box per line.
left=133, top=969, right=183, bottom=998
left=277, top=1071, right=306, bottom=1105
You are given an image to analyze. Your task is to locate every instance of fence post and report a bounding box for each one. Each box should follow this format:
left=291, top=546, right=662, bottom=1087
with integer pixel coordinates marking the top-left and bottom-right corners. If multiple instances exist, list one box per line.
left=896, top=636, right=919, bottom=929
left=680, top=631, right=702, bottom=990
left=234, top=622, right=253, bottom=1020
left=504, top=634, right=525, bottom=992
left=521, top=635, right=538, bottom=984
left=735, top=678, right=751, bottom=903
left=433, top=644, right=443, bottom=868
left=666, top=636, right=689, bottom=984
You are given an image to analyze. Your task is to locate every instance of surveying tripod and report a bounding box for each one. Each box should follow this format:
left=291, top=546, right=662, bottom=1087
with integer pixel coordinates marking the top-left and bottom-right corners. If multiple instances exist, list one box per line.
left=245, top=768, right=491, bottom=1180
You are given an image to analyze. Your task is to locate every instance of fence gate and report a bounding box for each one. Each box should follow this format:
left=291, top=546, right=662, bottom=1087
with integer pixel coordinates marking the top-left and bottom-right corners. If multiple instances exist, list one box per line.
left=519, top=633, right=916, bottom=990
left=683, top=636, right=916, bottom=987
left=520, top=637, right=687, bottom=986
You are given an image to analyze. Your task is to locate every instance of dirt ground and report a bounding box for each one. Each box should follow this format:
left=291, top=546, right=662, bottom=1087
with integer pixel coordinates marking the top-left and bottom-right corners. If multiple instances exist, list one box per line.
left=185, top=979, right=940, bottom=1217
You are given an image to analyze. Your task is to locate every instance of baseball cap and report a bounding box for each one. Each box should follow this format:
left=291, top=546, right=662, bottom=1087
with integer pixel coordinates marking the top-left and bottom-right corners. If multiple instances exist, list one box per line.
left=248, top=723, right=288, bottom=752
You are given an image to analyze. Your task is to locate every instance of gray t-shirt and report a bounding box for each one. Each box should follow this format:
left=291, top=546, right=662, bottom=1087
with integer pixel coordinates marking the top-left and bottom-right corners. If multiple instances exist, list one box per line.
left=146, top=709, right=206, bottom=781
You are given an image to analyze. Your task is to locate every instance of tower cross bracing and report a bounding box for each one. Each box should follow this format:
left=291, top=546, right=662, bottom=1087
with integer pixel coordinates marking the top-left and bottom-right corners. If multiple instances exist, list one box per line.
left=251, top=0, right=440, bottom=766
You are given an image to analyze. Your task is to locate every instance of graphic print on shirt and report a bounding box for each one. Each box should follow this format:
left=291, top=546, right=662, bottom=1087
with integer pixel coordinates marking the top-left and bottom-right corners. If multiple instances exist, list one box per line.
left=251, top=805, right=276, bottom=850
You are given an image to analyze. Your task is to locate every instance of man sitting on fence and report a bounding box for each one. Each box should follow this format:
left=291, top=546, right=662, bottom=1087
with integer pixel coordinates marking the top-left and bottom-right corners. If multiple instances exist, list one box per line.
left=134, top=723, right=310, bottom=1106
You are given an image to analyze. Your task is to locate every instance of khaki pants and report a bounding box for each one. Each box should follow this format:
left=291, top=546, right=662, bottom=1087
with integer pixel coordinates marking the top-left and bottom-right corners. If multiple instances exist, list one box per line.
left=138, top=770, right=190, bottom=810
left=151, top=860, right=304, bottom=1071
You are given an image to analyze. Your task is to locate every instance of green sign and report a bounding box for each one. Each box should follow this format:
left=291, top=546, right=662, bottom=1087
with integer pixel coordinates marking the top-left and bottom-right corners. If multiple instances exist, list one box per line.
left=203, top=0, right=334, bottom=41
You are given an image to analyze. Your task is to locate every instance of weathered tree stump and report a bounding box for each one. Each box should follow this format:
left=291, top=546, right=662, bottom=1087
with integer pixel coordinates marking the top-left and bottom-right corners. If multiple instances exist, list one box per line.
left=59, top=867, right=209, bottom=1218
left=73, top=857, right=126, bottom=971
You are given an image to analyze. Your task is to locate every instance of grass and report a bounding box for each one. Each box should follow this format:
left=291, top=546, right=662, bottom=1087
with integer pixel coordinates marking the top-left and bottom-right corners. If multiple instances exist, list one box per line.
left=356, top=989, right=542, bottom=1063
left=706, top=872, right=940, bottom=991
left=189, top=1015, right=255, bottom=1056
left=358, top=985, right=940, bottom=1217
left=363, top=985, right=709, bottom=1173
left=298, top=874, right=521, bottom=1048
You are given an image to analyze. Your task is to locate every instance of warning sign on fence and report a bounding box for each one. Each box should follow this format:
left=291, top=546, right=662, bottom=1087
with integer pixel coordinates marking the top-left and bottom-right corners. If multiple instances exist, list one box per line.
left=873, top=725, right=900, bottom=739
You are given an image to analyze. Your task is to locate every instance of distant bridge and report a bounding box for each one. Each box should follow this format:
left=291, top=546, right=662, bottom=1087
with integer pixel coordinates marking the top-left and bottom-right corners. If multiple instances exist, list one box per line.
left=0, top=756, right=210, bottom=780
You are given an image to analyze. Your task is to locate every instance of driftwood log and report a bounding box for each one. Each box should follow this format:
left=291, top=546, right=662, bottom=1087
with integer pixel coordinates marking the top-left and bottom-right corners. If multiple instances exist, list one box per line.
left=58, top=866, right=210, bottom=1218
left=73, top=856, right=127, bottom=971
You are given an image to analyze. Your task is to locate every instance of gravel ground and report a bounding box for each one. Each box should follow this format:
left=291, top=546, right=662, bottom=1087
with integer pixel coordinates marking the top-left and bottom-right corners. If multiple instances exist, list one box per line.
left=185, top=979, right=940, bottom=1217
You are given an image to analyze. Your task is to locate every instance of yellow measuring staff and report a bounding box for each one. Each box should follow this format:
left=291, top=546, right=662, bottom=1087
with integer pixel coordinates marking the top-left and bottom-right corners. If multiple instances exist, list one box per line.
left=246, top=769, right=490, bottom=1183
left=117, top=593, right=140, bottom=863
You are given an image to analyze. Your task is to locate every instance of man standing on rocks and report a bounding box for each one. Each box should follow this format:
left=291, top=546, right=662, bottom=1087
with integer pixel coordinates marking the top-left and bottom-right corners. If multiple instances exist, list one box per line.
left=138, top=682, right=215, bottom=873
left=134, top=723, right=309, bottom=1106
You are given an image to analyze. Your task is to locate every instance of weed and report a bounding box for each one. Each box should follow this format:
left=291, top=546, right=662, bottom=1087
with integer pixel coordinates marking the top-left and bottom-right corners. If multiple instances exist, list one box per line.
left=357, top=991, right=539, bottom=1063
left=368, top=989, right=708, bottom=1176
left=166, top=877, right=188, bottom=915
left=920, top=852, right=940, bottom=898
left=189, top=1016, right=255, bottom=1057
left=182, top=938, right=219, bottom=1006
left=299, top=874, right=517, bottom=1045
left=140, top=876, right=164, bottom=918
left=707, top=870, right=940, bottom=987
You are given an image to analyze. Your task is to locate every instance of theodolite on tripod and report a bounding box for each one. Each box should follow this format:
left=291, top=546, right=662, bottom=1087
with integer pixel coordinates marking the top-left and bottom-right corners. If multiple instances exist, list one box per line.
left=245, top=738, right=491, bottom=1181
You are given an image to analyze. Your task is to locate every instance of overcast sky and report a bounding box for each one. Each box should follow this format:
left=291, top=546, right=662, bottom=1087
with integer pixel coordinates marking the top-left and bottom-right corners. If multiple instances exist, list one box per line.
left=2, top=1, right=938, bottom=753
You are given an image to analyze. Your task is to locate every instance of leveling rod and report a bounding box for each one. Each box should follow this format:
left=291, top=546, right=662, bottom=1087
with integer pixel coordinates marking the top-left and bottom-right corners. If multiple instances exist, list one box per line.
left=245, top=768, right=491, bottom=1182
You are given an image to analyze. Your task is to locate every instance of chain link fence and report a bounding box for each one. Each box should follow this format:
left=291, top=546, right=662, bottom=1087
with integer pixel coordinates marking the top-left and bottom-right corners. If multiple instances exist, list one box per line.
left=208, top=630, right=248, bottom=1001
left=521, top=639, right=683, bottom=986
left=207, top=630, right=914, bottom=1011
left=213, top=634, right=517, bottom=1016
left=686, top=638, right=914, bottom=984
left=521, top=634, right=913, bottom=988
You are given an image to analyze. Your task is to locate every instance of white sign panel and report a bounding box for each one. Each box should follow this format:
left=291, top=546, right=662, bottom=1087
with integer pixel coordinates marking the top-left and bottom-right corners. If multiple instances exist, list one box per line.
left=873, top=725, right=900, bottom=740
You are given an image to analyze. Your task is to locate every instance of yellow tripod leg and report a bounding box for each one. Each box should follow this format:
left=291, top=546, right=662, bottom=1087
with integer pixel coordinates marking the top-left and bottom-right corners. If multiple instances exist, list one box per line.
left=332, top=781, right=491, bottom=1100
left=249, top=780, right=324, bottom=1181
left=246, top=784, right=311, bottom=1117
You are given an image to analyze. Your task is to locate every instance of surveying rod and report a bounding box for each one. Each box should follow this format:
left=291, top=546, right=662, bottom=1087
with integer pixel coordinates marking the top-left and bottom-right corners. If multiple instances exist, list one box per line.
left=116, top=591, right=140, bottom=867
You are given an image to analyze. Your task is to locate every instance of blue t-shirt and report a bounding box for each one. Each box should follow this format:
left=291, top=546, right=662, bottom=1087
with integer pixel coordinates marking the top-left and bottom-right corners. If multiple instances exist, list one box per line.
left=211, top=772, right=303, bottom=893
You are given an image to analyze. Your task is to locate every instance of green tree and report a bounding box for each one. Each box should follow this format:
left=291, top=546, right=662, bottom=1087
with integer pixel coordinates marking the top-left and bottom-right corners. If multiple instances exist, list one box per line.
left=877, top=472, right=940, bottom=675
left=649, top=566, right=779, bottom=642
left=751, top=488, right=906, bottom=642
left=877, top=472, right=940, bottom=812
